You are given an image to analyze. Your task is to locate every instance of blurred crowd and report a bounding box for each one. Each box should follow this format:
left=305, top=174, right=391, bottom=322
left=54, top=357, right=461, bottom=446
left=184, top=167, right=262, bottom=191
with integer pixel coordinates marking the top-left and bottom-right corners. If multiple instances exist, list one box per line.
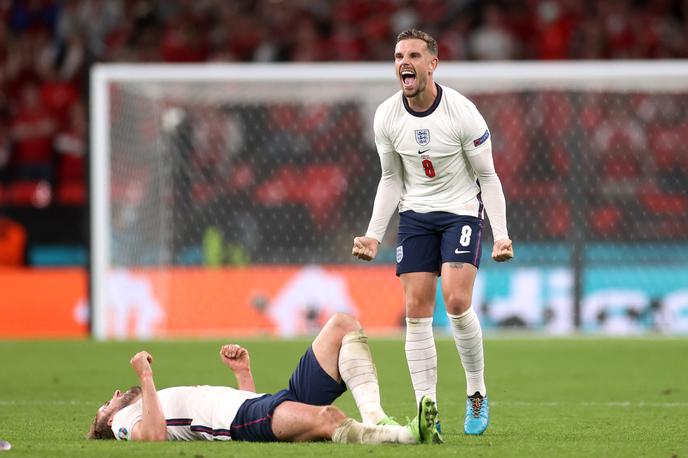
left=478, top=91, right=688, bottom=241
left=105, top=88, right=688, bottom=267
left=1, top=0, right=687, bottom=266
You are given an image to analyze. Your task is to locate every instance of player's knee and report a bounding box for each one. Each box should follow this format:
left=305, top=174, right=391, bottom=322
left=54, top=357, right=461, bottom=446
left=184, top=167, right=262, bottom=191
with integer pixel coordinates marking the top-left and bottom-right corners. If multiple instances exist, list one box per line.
left=405, top=296, right=434, bottom=316
left=318, top=405, right=347, bottom=429
left=444, top=292, right=471, bottom=314
left=328, top=313, right=360, bottom=334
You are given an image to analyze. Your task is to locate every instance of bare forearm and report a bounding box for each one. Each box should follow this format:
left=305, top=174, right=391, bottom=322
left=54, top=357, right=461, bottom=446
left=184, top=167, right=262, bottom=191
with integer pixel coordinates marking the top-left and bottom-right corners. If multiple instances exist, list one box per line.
left=234, top=369, right=256, bottom=393
left=220, top=344, right=256, bottom=392
left=138, top=373, right=167, bottom=441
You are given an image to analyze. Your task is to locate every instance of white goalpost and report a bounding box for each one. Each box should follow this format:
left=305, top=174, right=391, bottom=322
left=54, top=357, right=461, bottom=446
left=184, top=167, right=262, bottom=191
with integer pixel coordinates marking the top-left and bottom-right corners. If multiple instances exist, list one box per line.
left=90, top=61, right=688, bottom=340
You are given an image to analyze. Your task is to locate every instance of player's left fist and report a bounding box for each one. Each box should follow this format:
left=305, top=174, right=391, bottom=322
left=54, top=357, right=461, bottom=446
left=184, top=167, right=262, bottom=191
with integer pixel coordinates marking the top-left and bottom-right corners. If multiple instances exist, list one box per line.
left=130, top=351, right=153, bottom=378
left=220, top=344, right=250, bottom=371
left=492, top=238, right=514, bottom=262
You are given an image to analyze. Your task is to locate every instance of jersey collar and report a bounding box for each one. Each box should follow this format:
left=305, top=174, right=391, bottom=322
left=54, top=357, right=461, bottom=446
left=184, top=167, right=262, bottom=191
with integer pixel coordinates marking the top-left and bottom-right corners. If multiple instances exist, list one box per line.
left=402, top=83, right=442, bottom=118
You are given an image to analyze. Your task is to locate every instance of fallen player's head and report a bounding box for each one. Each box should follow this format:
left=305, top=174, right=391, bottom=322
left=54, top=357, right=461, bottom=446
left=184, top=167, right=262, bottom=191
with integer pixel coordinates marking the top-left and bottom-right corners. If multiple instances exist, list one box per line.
left=87, top=386, right=142, bottom=440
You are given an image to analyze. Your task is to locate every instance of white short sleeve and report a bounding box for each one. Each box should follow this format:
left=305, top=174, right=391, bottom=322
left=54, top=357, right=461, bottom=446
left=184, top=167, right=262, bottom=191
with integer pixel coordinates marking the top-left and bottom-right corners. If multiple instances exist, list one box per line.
left=111, top=402, right=143, bottom=441
left=461, top=103, right=491, bottom=156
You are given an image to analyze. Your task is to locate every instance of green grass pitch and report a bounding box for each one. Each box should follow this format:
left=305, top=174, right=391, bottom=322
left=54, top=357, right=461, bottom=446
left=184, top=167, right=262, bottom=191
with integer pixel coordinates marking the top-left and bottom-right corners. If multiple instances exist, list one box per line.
left=1, top=337, right=687, bottom=457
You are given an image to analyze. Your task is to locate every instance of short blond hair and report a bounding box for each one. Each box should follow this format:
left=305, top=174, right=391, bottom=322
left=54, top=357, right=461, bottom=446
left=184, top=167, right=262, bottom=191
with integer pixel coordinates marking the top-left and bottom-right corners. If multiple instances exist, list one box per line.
left=396, top=29, right=438, bottom=56
left=86, top=414, right=115, bottom=440
left=86, top=386, right=142, bottom=440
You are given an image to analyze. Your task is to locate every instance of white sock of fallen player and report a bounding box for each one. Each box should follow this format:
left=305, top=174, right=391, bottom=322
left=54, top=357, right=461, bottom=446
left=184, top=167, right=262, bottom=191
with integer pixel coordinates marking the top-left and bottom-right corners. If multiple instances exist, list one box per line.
left=338, top=330, right=387, bottom=424
left=332, top=419, right=415, bottom=444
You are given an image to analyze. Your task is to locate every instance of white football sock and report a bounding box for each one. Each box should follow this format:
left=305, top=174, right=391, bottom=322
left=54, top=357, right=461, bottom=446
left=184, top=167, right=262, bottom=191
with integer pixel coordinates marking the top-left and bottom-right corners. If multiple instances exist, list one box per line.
left=332, top=419, right=415, bottom=444
left=405, top=317, right=437, bottom=407
left=447, top=307, right=486, bottom=396
left=338, top=330, right=386, bottom=424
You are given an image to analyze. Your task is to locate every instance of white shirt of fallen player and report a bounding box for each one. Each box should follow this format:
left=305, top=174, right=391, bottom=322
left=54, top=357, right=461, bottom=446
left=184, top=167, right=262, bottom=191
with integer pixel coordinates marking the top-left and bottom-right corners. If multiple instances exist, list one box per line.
left=111, top=386, right=263, bottom=441
left=364, top=83, right=509, bottom=245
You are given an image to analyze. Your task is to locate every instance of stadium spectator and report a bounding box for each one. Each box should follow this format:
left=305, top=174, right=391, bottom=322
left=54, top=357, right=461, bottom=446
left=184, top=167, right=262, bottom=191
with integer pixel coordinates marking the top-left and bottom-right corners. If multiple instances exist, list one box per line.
left=87, top=313, right=440, bottom=444
left=54, top=101, right=86, bottom=204
left=532, top=1, right=579, bottom=60
left=38, top=70, right=79, bottom=126
left=9, top=83, right=57, bottom=181
left=160, top=10, right=209, bottom=62
left=469, top=4, right=519, bottom=60
left=590, top=96, right=648, bottom=197
left=289, top=16, right=328, bottom=62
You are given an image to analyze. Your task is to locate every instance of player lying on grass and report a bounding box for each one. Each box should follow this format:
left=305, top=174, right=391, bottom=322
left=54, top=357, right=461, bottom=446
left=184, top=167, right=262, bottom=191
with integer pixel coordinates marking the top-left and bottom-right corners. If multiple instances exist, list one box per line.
left=87, top=313, right=441, bottom=445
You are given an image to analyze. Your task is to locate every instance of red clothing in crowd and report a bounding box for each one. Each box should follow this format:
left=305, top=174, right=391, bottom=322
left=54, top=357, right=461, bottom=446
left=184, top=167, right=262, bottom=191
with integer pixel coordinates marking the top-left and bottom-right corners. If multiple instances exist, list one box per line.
left=10, top=105, right=56, bottom=165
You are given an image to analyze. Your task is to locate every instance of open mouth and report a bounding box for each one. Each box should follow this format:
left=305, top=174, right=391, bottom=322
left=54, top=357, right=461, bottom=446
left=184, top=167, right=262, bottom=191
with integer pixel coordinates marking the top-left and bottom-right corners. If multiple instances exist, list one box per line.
left=400, top=69, right=416, bottom=89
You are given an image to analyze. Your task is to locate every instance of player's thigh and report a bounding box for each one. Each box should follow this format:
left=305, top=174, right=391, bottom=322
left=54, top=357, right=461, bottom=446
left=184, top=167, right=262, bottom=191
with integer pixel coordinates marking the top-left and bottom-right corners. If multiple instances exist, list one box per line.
left=440, top=216, right=482, bottom=313
left=271, top=401, right=346, bottom=442
left=440, top=262, right=478, bottom=314
left=400, top=272, right=438, bottom=318
left=311, top=313, right=359, bottom=382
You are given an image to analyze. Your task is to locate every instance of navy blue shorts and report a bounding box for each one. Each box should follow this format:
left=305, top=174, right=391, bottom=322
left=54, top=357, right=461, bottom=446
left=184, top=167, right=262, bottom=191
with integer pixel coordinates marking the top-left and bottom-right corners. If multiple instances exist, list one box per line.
left=396, top=210, right=483, bottom=276
left=229, top=346, right=347, bottom=442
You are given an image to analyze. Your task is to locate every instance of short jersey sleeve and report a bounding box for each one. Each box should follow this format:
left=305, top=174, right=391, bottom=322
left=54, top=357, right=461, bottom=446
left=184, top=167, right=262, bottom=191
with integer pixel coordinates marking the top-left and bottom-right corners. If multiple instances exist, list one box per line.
left=460, top=102, right=491, bottom=157
left=111, top=402, right=143, bottom=441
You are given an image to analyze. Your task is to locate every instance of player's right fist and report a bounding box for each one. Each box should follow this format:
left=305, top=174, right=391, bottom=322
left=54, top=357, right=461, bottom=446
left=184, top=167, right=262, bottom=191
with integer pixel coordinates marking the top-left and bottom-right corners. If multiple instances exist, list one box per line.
left=352, top=236, right=379, bottom=262
left=492, top=238, right=514, bottom=262
left=130, top=351, right=153, bottom=378
left=220, top=344, right=251, bottom=372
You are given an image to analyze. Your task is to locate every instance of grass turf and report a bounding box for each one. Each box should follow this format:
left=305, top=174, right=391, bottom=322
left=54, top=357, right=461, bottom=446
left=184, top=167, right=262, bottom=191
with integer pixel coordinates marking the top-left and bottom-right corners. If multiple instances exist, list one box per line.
left=0, top=337, right=687, bottom=457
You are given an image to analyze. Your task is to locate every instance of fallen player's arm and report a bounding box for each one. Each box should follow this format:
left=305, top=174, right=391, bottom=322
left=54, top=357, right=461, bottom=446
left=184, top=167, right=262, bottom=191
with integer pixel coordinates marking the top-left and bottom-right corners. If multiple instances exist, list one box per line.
left=129, top=352, right=167, bottom=441
left=220, top=344, right=256, bottom=393
left=233, top=368, right=256, bottom=393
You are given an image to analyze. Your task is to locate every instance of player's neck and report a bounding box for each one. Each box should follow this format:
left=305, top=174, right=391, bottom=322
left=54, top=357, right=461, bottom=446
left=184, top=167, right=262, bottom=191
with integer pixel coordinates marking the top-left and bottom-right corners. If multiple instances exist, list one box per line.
left=405, top=81, right=438, bottom=112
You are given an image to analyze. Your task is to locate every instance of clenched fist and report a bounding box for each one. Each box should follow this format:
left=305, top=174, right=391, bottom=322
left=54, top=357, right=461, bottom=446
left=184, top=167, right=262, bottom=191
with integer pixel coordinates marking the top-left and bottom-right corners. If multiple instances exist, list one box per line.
left=220, top=344, right=251, bottom=373
left=492, top=238, right=514, bottom=262
left=352, top=236, right=379, bottom=261
left=130, top=351, right=153, bottom=378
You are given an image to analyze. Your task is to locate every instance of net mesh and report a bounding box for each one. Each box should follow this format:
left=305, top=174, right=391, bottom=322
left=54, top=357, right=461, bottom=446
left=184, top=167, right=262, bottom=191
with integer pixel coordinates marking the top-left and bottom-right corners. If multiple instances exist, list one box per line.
left=99, top=65, right=688, bottom=337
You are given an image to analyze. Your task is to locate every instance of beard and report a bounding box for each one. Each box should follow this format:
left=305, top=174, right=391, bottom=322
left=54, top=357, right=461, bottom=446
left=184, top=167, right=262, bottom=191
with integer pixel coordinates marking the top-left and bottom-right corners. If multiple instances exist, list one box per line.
left=120, top=386, right=142, bottom=407
left=402, top=78, right=427, bottom=99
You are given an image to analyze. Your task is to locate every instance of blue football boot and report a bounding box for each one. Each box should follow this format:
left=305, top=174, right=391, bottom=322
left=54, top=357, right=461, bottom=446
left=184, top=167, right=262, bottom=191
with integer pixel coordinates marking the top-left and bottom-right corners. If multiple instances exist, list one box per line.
left=464, top=392, right=489, bottom=435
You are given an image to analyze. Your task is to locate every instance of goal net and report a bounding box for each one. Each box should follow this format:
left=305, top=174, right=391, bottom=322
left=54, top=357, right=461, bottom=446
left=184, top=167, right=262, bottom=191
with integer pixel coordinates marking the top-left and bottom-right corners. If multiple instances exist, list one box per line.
left=91, top=62, right=688, bottom=339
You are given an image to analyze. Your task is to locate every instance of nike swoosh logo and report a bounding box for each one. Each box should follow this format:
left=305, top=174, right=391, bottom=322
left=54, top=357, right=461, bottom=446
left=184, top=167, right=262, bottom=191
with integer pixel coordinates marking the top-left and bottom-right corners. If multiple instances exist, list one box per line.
left=418, top=149, right=430, bottom=154
left=454, top=249, right=471, bottom=254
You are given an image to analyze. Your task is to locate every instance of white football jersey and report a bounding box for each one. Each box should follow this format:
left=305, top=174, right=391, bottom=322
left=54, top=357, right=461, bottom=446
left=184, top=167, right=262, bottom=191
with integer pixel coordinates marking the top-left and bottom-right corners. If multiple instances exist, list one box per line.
left=111, top=386, right=263, bottom=441
left=375, top=83, right=491, bottom=216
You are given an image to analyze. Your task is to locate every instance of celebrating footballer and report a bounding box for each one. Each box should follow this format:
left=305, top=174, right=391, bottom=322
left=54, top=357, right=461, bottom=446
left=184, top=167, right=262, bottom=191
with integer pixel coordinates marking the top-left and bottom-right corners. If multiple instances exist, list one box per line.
left=353, top=29, right=514, bottom=436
